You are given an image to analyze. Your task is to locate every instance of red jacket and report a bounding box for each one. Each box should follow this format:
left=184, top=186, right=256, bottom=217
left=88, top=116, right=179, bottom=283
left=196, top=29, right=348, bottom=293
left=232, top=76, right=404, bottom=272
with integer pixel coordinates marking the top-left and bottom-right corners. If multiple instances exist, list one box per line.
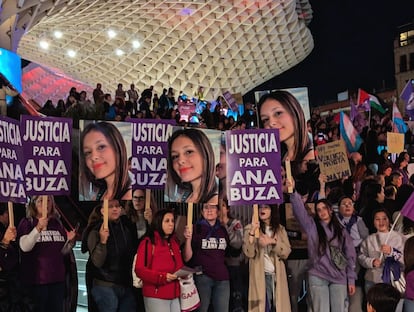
left=135, top=231, right=183, bottom=299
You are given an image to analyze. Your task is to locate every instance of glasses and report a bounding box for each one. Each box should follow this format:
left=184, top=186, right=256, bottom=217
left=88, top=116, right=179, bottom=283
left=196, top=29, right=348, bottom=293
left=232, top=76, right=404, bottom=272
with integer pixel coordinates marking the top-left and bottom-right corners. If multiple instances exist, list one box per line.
left=133, top=196, right=145, bottom=202
left=203, top=205, right=217, bottom=210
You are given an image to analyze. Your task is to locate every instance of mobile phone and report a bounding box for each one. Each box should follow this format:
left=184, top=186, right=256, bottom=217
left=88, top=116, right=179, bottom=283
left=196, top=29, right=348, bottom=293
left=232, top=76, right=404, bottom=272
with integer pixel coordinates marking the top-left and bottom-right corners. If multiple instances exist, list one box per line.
left=74, top=222, right=80, bottom=232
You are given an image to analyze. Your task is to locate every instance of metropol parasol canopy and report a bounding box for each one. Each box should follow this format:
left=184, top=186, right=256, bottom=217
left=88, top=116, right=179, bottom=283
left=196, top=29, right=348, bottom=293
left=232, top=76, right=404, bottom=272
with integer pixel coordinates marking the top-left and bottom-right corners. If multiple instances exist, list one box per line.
left=2, top=0, right=314, bottom=100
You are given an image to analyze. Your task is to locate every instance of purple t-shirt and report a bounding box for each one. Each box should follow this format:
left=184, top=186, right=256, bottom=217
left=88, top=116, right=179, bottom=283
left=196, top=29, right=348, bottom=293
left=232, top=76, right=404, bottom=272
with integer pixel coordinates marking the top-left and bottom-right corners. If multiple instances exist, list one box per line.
left=191, top=221, right=229, bottom=281
left=406, top=270, right=414, bottom=300
left=17, top=217, right=67, bottom=285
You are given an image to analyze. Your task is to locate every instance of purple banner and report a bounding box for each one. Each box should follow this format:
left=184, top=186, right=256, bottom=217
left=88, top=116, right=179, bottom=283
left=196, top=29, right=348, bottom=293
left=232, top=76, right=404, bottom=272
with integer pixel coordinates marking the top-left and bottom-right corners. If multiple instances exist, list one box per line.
left=0, top=116, right=26, bottom=203
left=222, top=91, right=239, bottom=112
left=226, top=129, right=282, bottom=205
left=131, top=119, right=174, bottom=189
left=21, top=116, right=72, bottom=195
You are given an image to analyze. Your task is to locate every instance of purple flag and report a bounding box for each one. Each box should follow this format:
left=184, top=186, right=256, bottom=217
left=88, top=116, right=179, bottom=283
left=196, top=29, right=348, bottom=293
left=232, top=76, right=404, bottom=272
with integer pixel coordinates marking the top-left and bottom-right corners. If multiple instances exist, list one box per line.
left=0, top=116, right=26, bottom=203
left=350, top=99, right=358, bottom=122
left=130, top=119, right=174, bottom=189
left=401, top=192, right=414, bottom=222
left=225, top=129, right=282, bottom=205
left=222, top=91, right=239, bottom=112
left=21, top=116, right=72, bottom=196
left=400, top=80, right=414, bottom=120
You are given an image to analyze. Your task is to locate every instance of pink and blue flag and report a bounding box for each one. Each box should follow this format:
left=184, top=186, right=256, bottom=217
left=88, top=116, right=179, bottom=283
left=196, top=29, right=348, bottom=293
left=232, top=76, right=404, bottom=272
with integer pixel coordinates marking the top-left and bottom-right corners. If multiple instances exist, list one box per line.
left=340, top=111, right=362, bottom=153
left=400, top=80, right=414, bottom=120
left=401, top=192, right=414, bottom=222
left=392, top=102, right=408, bottom=133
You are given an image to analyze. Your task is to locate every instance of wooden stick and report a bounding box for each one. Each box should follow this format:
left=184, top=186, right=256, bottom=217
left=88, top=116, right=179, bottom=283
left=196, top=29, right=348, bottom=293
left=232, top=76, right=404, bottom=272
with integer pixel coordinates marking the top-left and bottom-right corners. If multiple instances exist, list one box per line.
left=103, top=199, right=109, bottom=229
left=42, top=196, right=48, bottom=218
left=145, top=189, right=151, bottom=210
left=285, top=159, right=293, bottom=193
left=253, top=204, right=259, bottom=238
left=187, top=202, right=193, bottom=231
left=8, top=202, right=14, bottom=227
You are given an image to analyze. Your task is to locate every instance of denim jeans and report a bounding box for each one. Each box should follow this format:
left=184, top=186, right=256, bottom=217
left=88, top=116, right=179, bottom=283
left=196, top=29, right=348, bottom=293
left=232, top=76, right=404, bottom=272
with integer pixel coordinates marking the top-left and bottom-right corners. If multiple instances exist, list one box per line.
left=265, top=273, right=275, bottom=312
left=194, top=274, right=230, bottom=312
left=403, top=299, right=414, bottom=312
left=308, top=275, right=348, bottom=312
left=91, top=284, right=136, bottom=312
left=144, top=297, right=180, bottom=312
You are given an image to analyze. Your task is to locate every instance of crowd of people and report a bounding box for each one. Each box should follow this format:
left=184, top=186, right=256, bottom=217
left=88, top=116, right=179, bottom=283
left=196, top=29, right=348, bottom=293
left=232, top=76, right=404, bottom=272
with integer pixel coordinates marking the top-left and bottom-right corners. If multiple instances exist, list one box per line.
left=1, top=86, right=414, bottom=312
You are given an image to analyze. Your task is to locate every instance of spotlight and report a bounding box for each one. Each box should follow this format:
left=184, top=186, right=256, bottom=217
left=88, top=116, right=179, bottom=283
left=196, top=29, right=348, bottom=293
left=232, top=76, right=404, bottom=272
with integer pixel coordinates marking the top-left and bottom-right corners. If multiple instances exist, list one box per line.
left=115, top=49, right=124, bottom=56
left=39, top=40, right=49, bottom=50
left=67, top=50, right=76, bottom=58
left=107, top=30, right=117, bottom=38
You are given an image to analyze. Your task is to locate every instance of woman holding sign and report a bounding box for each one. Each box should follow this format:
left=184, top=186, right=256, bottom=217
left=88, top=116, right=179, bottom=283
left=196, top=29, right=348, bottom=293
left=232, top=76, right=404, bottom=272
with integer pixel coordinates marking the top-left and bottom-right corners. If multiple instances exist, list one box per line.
left=17, top=195, right=76, bottom=312
left=290, top=190, right=356, bottom=312
left=87, top=199, right=136, bottom=312
left=243, top=203, right=292, bottom=312
left=258, top=91, right=314, bottom=162
left=166, top=128, right=218, bottom=204
left=80, top=121, right=132, bottom=201
left=183, top=203, right=230, bottom=312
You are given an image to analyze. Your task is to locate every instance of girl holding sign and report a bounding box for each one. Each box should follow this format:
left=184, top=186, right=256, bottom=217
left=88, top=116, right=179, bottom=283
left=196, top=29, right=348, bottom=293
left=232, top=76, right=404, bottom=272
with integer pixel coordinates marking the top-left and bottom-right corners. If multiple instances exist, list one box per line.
left=258, top=90, right=314, bottom=162
left=243, top=203, right=292, bottom=312
left=80, top=121, right=132, bottom=201
left=166, top=128, right=218, bottom=204
left=17, top=195, right=76, bottom=312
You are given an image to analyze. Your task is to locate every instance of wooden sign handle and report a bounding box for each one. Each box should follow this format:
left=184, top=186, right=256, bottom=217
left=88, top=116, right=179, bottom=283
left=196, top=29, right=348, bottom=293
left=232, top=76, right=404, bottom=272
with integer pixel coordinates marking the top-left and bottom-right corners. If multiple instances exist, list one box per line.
left=42, top=195, right=48, bottom=218
left=8, top=202, right=14, bottom=228
left=253, top=204, right=259, bottom=238
left=285, top=159, right=293, bottom=193
left=103, top=199, right=109, bottom=229
left=187, top=202, right=193, bottom=231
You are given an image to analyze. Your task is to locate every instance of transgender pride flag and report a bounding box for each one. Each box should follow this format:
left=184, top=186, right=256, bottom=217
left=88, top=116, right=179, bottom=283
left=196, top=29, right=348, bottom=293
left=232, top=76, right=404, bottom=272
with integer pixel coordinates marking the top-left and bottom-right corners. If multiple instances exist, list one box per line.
left=392, top=102, right=408, bottom=133
left=340, top=111, right=362, bottom=153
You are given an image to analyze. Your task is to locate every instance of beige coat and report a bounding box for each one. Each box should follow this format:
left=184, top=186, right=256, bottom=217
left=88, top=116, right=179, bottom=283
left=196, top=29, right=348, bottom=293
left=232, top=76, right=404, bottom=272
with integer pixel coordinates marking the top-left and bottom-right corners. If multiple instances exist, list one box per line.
left=243, top=224, right=292, bottom=312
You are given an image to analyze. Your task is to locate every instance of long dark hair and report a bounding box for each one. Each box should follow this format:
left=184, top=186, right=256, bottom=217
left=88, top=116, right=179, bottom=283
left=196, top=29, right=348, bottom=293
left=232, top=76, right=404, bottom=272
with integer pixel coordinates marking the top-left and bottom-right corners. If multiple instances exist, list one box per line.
left=166, top=128, right=217, bottom=203
left=314, top=199, right=344, bottom=256
left=259, top=204, right=281, bottom=235
left=258, top=90, right=310, bottom=161
left=147, top=209, right=175, bottom=243
left=80, top=121, right=130, bottom=200
left=404, top=236, right=414, bottom=275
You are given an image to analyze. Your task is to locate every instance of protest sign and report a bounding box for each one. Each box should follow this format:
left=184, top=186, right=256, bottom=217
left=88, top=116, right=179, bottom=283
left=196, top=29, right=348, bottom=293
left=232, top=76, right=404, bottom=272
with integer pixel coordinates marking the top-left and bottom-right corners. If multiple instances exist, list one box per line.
left=21, top=116, right=72, bottom=196
left=387, top=132, right=404, bottom=154
left=130, top=119, right=174, bottom=189
left=316, top=140, right=351, bottom=182
left=226, top=129, right=282, bottom=205
left=0, top=116, right=26, bottom=203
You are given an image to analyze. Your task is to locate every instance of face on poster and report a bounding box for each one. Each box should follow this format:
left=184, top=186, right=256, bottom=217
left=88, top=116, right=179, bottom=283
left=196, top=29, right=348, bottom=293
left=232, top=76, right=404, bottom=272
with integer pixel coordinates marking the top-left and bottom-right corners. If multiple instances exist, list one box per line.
left=79, top=120, right=132, bottom=201
left=164, top=127, right=221, bottom=205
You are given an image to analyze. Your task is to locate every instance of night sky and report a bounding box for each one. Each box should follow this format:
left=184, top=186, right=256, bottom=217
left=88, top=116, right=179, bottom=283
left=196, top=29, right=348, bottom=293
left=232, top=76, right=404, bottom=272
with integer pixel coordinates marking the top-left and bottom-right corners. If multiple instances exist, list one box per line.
left=245, top=0, right=414, bottom=107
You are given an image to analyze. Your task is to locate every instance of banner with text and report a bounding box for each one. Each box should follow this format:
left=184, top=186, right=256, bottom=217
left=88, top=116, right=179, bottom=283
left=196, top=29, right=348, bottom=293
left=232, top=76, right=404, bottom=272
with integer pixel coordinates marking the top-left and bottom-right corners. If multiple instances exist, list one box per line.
left=0, top=116, right=26, bottom=203
left=131, top=119, right=174, bottom=189
left=226, top=129, right=282, bottom=205
left=21, top=116, right=72, bottom=196
left=316, top=140, right=351, bottom=182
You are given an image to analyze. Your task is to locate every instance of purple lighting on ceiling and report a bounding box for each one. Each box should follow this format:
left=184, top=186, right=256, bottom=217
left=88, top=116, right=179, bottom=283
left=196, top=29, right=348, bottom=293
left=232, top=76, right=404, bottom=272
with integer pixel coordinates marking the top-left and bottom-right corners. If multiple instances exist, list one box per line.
left=180, top=8, right=194, bottom=16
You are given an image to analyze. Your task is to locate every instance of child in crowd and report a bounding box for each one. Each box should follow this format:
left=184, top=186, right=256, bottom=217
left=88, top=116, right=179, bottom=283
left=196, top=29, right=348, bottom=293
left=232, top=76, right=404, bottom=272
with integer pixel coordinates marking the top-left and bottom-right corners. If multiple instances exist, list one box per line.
left=366, top=283, right=401, bottom=312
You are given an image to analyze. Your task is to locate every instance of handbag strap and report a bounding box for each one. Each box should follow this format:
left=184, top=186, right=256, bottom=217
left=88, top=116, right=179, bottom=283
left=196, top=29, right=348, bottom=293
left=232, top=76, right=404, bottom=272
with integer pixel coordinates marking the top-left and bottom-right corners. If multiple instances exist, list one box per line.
left=143, top=239, right=155, bottom=268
